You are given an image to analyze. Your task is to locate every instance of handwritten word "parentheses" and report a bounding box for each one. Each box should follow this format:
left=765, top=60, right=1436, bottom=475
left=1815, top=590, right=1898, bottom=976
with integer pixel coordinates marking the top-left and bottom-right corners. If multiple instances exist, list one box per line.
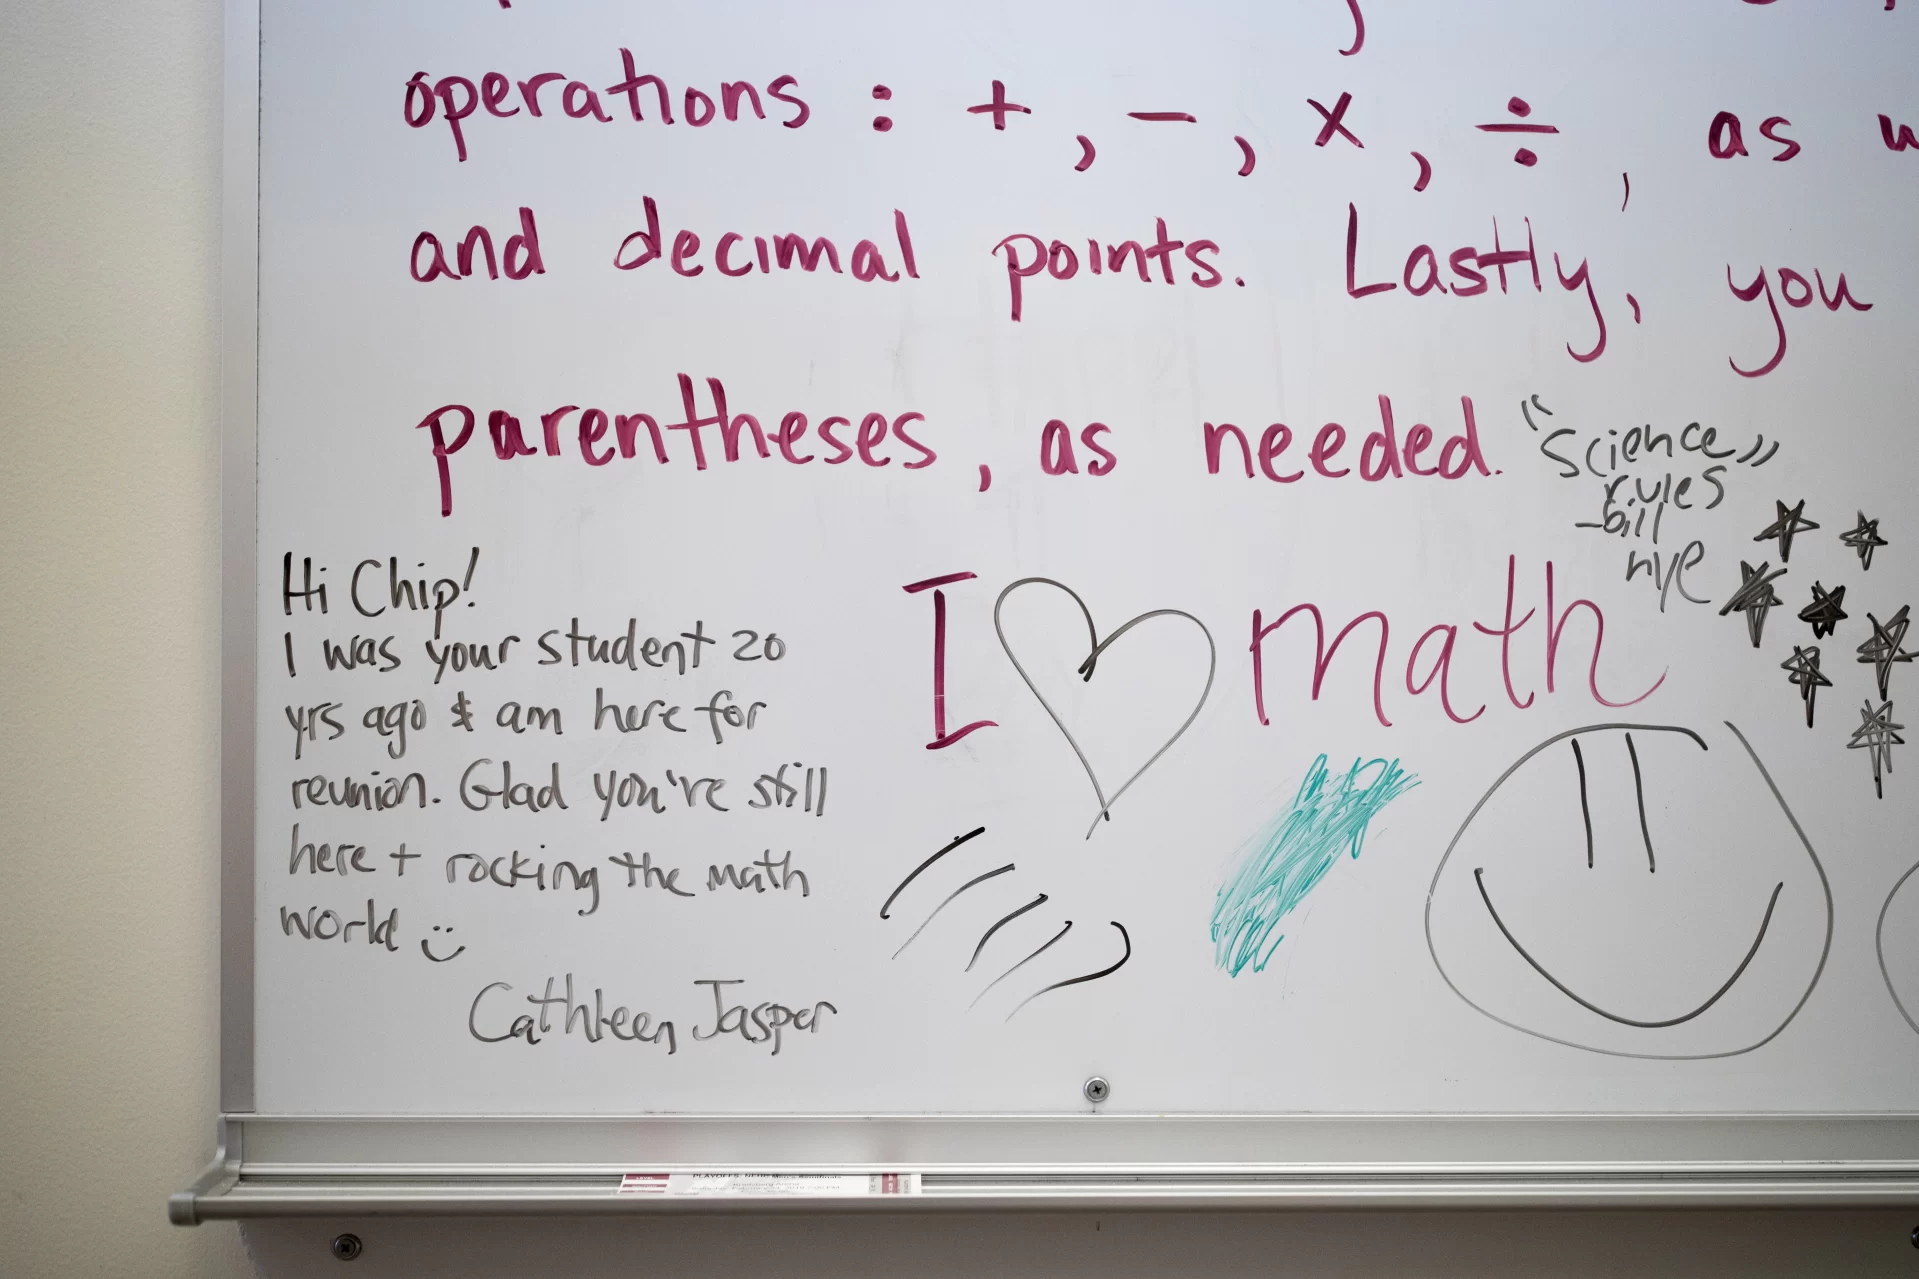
left=416, top=375, right=939, bottom=517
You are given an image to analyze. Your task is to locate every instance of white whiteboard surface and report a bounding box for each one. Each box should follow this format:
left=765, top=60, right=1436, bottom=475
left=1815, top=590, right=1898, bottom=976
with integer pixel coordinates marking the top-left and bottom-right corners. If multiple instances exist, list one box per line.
left=242, top=0, right=1919, bottom=1130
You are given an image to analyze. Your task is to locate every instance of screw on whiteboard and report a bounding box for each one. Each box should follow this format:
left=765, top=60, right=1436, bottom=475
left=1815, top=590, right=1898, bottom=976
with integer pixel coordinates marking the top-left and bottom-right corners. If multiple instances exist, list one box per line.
left=1910, top=1225, right=1919, bottom=1249
left=331, top=1234, right=363, bottom=1261
left=1083, top=1076, right=1111, bottom=1104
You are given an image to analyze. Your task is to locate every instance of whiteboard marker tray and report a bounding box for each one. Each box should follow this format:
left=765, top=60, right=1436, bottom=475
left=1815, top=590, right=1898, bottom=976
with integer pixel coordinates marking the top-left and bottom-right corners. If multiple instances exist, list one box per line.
left=172, top=1114, right=1919, bottom=1221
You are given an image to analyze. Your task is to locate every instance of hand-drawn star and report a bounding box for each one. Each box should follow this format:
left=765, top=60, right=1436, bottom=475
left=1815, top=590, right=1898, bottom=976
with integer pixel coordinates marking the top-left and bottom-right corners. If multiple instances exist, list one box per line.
left=1797, top=581, right=1848, bottom=639
left=1753, top=499, right=1819, bottom=563
left=1840, top=510, right=1889, bottom=571
left=1848, top=699, right=1905, bottom=799
left=1857, top=605, right=1915, bottom=699
left=1719, top=559, right=1786, bottom=647
left=1781, top=645, right=1830, bottom=727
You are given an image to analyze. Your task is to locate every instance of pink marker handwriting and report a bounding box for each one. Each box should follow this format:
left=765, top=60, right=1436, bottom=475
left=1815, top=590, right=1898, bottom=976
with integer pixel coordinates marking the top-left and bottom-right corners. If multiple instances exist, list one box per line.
left=994, top=217, right=1224, bottom=321
left=1204, top=394, right=1491, bottom=486
left=1345, top=204, right=1609, bottom=362
left=614, top=199, right=917, bottom=285
left=415, top=376, right=937, bottom=517
left=1726, top=263, right=1872, bottom=377
left=404, top=58, right=808, bottom=162
left=1250, top=556, right=1666, bottom=729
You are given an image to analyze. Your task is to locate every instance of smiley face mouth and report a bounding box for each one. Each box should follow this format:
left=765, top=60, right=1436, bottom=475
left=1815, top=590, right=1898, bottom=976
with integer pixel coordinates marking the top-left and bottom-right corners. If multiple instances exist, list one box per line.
left=1474, top=866, right=1785, bottom=1029
left=420, top=939, right=466, bottom=962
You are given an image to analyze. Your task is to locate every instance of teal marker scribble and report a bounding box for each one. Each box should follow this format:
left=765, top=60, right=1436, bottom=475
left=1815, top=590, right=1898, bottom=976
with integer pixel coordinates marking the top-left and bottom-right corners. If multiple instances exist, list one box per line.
left=1211, top=755, right=1418, bottom=976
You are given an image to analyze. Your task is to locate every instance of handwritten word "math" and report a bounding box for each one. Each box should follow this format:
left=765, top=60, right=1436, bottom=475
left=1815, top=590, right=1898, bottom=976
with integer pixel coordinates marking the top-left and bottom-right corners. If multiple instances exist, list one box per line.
left=1251, top=556, right=1664, bottom=729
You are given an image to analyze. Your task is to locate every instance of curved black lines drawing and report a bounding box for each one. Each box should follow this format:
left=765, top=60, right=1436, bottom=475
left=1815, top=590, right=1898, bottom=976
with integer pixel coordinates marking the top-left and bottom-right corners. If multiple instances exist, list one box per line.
left=994, top=577, right=1217, bottom=839
left=1006, top=922, right=1132, bottom=1022
left=971, top=921, right=1074, bottom=1009
left=891, top=863, right=1016, bottom=959
left=878, top=825, right=984, bottom=919
left=1474, top=868, right=1784, bottom=1027
left=880, top=826, right=1133, bottom=1017
left=968, top=893, right=1049, bottom=971
left=1875, top=858, right=1919, bottom=1037
left=1424, top=721, right=1833, bottom=1060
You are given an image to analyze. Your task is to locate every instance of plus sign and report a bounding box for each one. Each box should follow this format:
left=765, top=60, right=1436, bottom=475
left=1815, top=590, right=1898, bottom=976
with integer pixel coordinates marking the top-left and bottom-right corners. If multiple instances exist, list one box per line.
left=966, top=80, right=1031, bottom=130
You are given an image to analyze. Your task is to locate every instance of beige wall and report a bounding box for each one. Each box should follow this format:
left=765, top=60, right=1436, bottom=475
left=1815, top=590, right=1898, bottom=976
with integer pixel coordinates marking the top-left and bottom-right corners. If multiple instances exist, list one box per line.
left=2, top=3, right=1917, bottom=1276
left=0, top=1, right=251, bottom=1274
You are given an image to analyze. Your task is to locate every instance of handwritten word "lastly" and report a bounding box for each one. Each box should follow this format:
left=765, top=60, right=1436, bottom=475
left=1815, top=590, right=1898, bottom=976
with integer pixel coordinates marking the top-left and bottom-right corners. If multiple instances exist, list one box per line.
left=1345, top=205, right=1609, bottom=363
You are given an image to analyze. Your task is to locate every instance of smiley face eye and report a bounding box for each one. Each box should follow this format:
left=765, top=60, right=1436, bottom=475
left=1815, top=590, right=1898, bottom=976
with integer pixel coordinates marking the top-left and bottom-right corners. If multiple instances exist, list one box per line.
left=1621, top=733, right=1657, bottom=874
left=1568, top=733, right=1658, bottom=873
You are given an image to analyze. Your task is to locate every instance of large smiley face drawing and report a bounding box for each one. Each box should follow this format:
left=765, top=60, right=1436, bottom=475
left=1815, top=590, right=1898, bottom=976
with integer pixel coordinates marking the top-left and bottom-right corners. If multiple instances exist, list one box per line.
left=1425, top=722, right=1832, bottom=1059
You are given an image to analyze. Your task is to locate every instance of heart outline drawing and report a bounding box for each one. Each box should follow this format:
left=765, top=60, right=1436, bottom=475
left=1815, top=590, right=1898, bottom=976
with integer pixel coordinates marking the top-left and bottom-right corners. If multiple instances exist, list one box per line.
left=993, top=577, right=1217, bottom=839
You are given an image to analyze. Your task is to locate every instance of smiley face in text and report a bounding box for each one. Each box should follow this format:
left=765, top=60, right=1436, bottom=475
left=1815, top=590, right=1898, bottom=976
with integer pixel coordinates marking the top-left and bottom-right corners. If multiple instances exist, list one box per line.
left=421, top=924, right=466, bottom=963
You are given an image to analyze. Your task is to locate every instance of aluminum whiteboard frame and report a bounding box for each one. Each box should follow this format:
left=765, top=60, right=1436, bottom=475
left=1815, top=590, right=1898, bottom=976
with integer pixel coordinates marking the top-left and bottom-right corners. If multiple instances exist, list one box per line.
left=178, top=0, right=1919, bottom=1223
left=219, top=0, right=259, bottom=1119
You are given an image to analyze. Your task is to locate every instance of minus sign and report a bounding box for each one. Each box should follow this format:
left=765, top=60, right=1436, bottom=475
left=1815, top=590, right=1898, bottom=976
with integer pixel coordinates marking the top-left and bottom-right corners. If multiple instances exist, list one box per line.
left=1477, top=123, right=1560, bottom=134
left=1128, top=112, right=1197, bottom=122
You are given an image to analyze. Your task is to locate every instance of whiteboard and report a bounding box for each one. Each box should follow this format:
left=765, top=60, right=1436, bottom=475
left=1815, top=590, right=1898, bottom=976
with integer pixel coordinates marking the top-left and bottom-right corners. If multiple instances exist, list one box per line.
left=237, top=0, right=1919, bottom=1136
